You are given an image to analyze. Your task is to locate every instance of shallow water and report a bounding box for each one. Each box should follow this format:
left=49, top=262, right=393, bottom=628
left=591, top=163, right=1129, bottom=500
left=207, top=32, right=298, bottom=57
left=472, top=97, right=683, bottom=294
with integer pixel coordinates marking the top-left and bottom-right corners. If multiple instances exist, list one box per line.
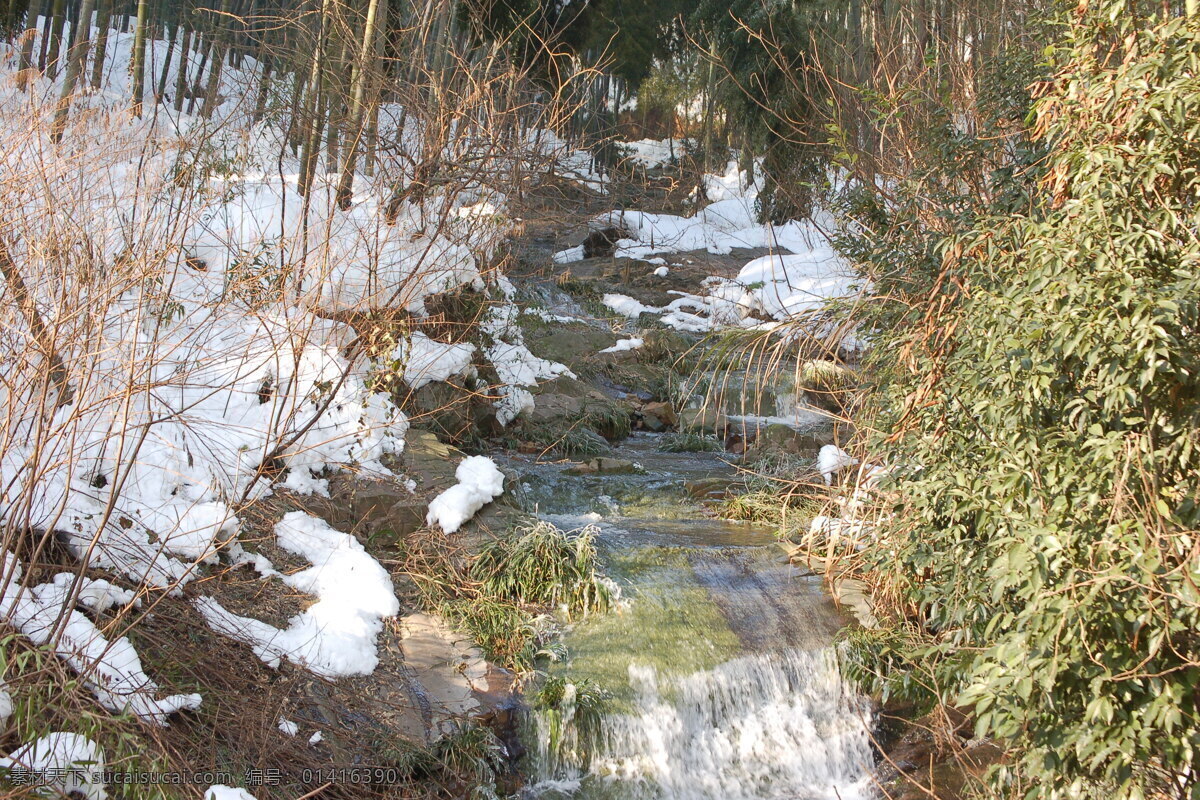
left=502, top=434, right=876, bottom=800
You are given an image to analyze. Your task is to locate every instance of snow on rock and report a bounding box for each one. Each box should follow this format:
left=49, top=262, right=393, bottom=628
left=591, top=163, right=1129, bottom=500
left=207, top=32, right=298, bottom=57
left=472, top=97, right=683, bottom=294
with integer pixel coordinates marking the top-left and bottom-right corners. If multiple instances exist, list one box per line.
left=0, top=308, right=409, bottom=590
left=194, top=513, right=399, bottom=677
left=0, top=554, right=201, bottom=725
left=40, top=573, right=140, bottom=613
left=652, top=266, right=669, bottom=277
left=600, top=338, right=644, bottom=354
left=553, top=245, right=585, bottom=264
left=206, top=787, right=258, bottom=800
left=482, top=304, right=574, bottom=426
left=603, top=294, right=662, bottom=318
left=0, top=732, right=106, bottom=799
left=396, top=331, right=477, bottom=390
left=426, top=457, right=506, bottom=534
left=818, top=446, right=859, bottom=486
left=722, top=252, right=857, bottom=320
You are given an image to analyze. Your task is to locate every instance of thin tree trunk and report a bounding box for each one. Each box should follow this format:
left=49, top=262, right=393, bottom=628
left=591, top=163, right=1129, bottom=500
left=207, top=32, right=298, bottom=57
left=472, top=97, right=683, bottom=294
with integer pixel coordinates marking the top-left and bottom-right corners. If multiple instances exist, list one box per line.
left=50, top=0, right=95, bottom=142
left=156, top=10, right=178, bottom=98
left=297, top=0, right=333, bottom=197
left=41, top=0, right=64, bottom=75
left=17, top=0, right=47, bottom=91
left=172, top=23, right=191, bottom=111
left=252, top=52, right=272, bottom=122
left=0, top=240, right=71, bottom=407
left=335, top=0, right=383, bottom=209
left=129, top=0, right=148, bottom=116
left=87, top=0, right=108, bottom=87
left=199, top=0, right=232, bottom=118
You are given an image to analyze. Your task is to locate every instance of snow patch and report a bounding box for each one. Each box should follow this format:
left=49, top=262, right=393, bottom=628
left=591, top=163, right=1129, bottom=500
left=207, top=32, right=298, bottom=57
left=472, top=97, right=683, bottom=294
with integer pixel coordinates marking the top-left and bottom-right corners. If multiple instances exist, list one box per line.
left=194, top=512, right=399, bottom=677
left=0, top=554, right=201, bottom=725
left=206, top=787, right=258, bottom=800
left=396, top=332, right=476, bottom=390
left=600, top=338, right=644, bottom=354
left=818, top=446, right=859, bottom=486
left=426, top=456, right=506, bottom=534
left=0, top=732, right=105, bottom=799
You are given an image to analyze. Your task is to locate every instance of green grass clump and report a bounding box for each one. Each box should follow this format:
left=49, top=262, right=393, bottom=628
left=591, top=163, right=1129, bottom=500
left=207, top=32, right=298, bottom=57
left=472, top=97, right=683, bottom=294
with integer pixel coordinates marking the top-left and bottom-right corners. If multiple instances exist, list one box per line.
left=799, top=359, right=857, bottom=392
left=389, top=719, right=507, bottom=791
left=412, top=519, right=615, bottom=672
left=714, top=488, right=786, bottom=524
left=437, top=597, right=551, bottom=669
left=530, top=425, right=611, bottom=458
left=574, top=400, right=632, bottom=440
left=471, top=521, right=615, bottom=620
left=531, top=676, right=612, bottom=764
left=657, top=432, right=724, bottom=452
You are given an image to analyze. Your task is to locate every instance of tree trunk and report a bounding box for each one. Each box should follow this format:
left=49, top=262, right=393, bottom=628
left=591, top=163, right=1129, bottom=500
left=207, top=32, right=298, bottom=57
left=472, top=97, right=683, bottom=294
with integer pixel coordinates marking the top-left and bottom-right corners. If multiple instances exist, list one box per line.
left=16, top=0, right=47, bottom=91
left=87, top=0, right=109, bottom=88
left=0, top=239, right=71, bottom=408
left=129, top=0, right=148, bottom=116
left=297, top=0, right=334, bottom=198
left=50, top=0, right=95, bottom=142
left=172, top=22, right=191, bottom=111
left=335, top=0, right=384, bottom=209
left=41, top=0, right=65, bottom=76
left=199, top=0, right=233, bottom=118
left=156, top=10, right=178, bottom=98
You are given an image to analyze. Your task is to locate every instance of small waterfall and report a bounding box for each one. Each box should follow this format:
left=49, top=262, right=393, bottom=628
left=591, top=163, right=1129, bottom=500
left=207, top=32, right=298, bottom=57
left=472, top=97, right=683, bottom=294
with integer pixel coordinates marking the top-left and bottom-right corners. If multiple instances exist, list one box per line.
left=526, top=648, right=875, bottom=800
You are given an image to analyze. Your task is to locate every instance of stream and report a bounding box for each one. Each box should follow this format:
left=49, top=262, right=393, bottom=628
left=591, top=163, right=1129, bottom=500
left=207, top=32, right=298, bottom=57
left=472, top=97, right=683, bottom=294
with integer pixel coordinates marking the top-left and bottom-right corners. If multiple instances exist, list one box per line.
left=499, top=434, right=876, bottom=800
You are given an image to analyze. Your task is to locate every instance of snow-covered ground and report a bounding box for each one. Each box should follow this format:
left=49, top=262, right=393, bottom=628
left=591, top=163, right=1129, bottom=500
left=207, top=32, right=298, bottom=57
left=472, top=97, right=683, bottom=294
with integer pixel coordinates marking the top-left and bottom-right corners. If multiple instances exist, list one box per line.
left=0, top=15, right=568, bottom=767
left=556, top=160, right=865, bottom=335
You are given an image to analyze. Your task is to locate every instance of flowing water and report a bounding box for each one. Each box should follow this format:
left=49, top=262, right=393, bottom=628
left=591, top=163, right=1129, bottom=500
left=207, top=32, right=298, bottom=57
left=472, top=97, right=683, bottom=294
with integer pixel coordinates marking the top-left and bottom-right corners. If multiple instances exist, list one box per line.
left=502, top=434, right=876, bottom=800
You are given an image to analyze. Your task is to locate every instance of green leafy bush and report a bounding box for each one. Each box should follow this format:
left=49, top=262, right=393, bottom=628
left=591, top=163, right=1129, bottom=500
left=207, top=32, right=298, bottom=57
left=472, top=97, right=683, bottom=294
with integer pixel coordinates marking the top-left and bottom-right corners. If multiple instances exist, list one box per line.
left=846, top=6, right=1200, bottom=797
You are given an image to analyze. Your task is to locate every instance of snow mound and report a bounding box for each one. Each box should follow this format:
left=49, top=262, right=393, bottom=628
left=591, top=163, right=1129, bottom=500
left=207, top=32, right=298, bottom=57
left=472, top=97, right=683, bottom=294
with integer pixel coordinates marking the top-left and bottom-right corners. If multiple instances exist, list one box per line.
left=603, top=294, right=662, bottom=318
left=483, top=304, right=575, bottom=425
left=426, top=456, right=506, bottom=534
left=818, top=445, right=859, bottom=485
left=194, top=512, right=399, bottom=677
left=600, top=338, right=644, bottom=354
left=397, top=332, right=477, bottom=390
left=620, top=138, right=681, bottom=169
left=0, top=732, right=105, bottom=799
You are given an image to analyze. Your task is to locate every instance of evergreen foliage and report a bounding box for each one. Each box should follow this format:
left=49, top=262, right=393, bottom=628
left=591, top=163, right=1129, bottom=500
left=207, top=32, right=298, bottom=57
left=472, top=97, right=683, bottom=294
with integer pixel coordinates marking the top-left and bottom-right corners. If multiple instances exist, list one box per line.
left=844, top=5, right=1200, bottom=796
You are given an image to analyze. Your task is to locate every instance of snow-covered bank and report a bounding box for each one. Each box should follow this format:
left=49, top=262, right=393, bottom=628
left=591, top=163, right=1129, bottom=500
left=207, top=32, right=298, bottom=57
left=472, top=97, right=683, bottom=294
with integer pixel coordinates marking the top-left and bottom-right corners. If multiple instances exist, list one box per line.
left=0, top=15, right=573, bottom=753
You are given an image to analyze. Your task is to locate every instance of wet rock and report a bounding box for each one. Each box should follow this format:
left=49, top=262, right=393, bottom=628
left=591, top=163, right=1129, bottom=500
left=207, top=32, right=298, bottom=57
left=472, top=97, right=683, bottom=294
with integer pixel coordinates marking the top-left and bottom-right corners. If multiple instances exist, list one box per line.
left=398, top=612, right=489, bottom=734
left=528, top=376, right=610, bottom=426
left=640, top=401, right=677, bottom=432
left=582, top=226, right=626, bottom=258
left=685, top=477, right=730, bottom=499
left=679, top=406, right=728, bottom=435
left=407, top=379, right=494, bottom=442
left=565, top=457, right=640, bottom=475
left=525, top=327, right=616, bottom=368
left=747, top=422, right=834, bottom=457
left=402, top=429, right=465, bottom=493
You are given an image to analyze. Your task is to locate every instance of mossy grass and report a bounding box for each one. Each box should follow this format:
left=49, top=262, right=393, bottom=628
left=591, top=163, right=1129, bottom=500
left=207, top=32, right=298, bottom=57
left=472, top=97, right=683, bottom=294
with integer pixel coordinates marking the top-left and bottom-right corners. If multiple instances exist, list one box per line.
left=657, top=432, right=723, bottom=452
